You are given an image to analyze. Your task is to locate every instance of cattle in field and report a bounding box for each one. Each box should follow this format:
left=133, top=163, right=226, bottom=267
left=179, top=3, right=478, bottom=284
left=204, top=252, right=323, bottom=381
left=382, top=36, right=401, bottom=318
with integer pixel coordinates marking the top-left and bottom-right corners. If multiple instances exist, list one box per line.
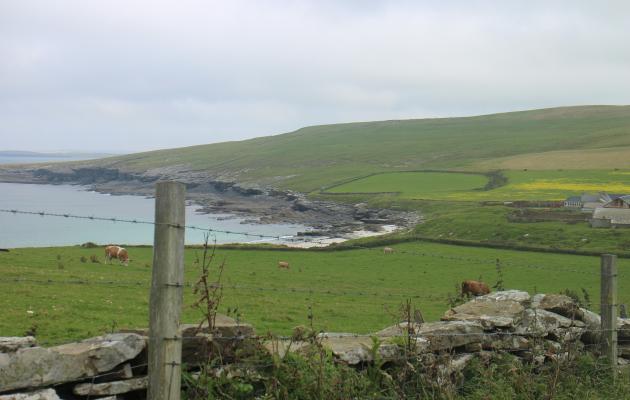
left=383, top=247, right=394, bottom=254
left=461, top=280, right=490, bottom=297
left=278, top=261, right=290, bottom=269
left=105, top=245, right=129, bottom=266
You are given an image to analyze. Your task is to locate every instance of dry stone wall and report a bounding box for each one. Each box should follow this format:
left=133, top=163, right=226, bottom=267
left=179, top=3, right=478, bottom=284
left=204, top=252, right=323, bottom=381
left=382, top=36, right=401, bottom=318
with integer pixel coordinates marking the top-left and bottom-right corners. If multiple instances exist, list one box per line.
left=1, top=292, right=629, bottom=399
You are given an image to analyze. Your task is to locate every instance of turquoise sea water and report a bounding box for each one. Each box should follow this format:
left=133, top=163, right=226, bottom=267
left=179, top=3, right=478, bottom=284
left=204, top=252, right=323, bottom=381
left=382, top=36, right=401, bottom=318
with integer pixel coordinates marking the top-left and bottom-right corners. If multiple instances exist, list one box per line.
left=0, top=182, right=306, bottom=248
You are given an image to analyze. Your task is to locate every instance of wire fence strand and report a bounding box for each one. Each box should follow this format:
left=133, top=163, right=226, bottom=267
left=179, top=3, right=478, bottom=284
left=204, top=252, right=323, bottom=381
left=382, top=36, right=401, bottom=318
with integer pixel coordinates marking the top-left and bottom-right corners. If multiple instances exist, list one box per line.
left=0, top=208, right=610, bottom=277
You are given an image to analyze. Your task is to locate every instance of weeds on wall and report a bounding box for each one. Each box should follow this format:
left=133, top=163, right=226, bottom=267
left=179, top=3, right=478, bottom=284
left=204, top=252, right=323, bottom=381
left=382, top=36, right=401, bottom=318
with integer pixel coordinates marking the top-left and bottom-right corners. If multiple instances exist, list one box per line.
left=192, top=233, right=226, bottom=333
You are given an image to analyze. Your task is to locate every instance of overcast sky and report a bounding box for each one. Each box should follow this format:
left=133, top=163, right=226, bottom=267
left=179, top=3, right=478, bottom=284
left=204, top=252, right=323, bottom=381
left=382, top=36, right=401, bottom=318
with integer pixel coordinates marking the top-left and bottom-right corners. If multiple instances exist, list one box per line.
left=1, top=1, right=629, bottom=153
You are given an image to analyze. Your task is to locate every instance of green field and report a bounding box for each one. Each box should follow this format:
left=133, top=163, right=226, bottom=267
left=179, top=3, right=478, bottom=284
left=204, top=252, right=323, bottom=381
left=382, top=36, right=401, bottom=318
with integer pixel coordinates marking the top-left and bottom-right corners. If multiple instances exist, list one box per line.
left=5, top=106, right=630, bottom=349
left=325, top=172, right=488, bottom=197
left=7, top=106, right=630, bottom=258
left=27, top=105, right=630, bottom=193
left=1, top=243, right=627, bottom=345
left=326, top=170, right=630, bottom=201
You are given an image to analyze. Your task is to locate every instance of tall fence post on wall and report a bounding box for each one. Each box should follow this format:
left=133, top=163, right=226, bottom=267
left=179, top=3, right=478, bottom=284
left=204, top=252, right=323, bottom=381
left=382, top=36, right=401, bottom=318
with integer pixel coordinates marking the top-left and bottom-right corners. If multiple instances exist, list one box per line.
left=600, top=254, right=618, bottom=377
left=148, top=181, right=186, bottom=400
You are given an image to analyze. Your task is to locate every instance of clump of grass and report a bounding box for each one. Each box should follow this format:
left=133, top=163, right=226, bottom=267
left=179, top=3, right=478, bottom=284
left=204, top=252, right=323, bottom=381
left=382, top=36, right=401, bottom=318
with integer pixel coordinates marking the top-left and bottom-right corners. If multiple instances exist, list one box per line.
left=492, top=258, right=505, bottom=291
left=89, top=254, right=100, bottom=264
left=80, top=256, right=87, bottom=263
left=184, top=338, right=630, bottom=400
left=559, top=288, right=592, bottom=309
left=447, top=283, right=466, bottom=309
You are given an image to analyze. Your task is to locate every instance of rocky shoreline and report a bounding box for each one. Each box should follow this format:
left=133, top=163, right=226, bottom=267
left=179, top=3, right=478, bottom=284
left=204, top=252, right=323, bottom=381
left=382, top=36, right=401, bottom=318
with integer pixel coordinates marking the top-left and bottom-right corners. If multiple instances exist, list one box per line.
left=0, top=164, right=419, bottom=243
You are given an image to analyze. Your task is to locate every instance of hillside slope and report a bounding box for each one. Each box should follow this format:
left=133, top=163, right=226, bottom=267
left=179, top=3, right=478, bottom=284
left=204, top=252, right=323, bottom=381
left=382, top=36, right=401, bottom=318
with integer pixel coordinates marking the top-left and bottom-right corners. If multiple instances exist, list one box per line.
left=35, top=105, right=630, bottom=192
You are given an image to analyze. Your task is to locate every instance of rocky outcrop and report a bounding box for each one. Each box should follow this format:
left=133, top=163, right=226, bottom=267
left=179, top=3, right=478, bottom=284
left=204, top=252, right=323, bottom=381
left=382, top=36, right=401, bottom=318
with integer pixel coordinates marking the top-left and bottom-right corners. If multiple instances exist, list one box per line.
left=0, top=313, right=260, bottom=397
left=530, top=294, right=582, bottom=319
left=0, top=389, right=61, bottom=400
left=0, top=333, right=145, bottom=393
left=122, top=314, right=256, bottom=366
left=442, top=290, right=530, bottom=329
left=515, top=309, right=585, bottom=339
left=279, top=290, right=629, bottom=367
left=0, top=163, right=419, bottom=239
left=73, top=376, right=148, bottom=396
left=2, top=293, right=627, bottom=397
left=0, top=337, right=36, bottom=353
left=31, top=168, right=153, bottom=185
left=317, top=336, right=401, bottom=365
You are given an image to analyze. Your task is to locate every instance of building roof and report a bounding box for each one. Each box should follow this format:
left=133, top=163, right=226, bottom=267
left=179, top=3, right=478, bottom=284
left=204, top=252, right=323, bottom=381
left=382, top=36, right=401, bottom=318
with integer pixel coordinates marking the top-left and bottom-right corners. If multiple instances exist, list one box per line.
left=581, top=193, right=602, bottom=203
left=593, top=207, right=630, bottom=224
left=602, top=195, right=630, bottom=208
left=565, top=196, right=581, bottom=203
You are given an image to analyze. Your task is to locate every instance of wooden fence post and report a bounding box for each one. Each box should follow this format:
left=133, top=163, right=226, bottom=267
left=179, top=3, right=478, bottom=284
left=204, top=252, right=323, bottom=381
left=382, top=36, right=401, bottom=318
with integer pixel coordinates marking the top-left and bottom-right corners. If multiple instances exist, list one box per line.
left=148, top=181, right=186, bottom=400
left=600, top=254, right=618, bottom=375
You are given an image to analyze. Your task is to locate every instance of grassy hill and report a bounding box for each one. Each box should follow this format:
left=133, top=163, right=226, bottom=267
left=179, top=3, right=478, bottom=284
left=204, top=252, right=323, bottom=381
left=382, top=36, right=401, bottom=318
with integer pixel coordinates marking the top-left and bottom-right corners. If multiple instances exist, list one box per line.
left=84, top=105, right=630, bottom=192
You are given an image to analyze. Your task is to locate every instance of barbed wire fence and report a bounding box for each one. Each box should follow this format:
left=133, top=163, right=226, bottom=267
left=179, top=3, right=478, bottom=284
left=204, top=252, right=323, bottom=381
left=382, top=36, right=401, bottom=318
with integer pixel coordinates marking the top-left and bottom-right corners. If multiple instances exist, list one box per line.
left=0, top=185, right=627, bottom=398
left=0, top=205, right=621, bottom=315
left=0, top=208, right=605, bottom=276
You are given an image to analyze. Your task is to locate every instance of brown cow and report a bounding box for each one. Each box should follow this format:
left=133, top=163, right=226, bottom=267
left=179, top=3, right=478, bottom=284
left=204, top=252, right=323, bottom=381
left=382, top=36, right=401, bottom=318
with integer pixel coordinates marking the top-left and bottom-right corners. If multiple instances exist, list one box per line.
left=461, top=280, right=490, bottom=297
left=105, top=245, right=129, bottom=266
left=278, top=261, right=290, bottom=269
left=383, top=247, right=394, bottom=254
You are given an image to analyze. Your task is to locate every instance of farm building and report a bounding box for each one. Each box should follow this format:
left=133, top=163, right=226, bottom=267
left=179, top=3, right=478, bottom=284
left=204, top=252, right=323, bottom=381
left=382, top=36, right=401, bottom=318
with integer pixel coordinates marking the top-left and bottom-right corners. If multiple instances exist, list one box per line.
left=580, top=193, right=604, bottom=212
left=565, top=192, right=630, bottom=212
left=563, top=196, right=582, bottom=208
left=601, top=194, right=630, bottom=209
left=590, top=195, right=630, bottom=228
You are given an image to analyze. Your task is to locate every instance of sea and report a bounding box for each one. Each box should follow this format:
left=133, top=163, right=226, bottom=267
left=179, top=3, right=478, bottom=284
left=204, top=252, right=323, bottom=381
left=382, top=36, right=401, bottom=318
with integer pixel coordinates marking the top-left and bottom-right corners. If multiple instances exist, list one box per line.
left=0, top=182, right=307, bottom=248
left=0, top=155, right=101, bottom=164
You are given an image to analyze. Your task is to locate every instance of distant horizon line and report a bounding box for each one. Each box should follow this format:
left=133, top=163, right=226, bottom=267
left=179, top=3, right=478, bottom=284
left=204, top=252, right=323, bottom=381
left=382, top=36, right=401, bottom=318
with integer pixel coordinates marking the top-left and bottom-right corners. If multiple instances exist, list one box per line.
left=3, top=104, right=629, bottom=155
left=0, top=150, right=122, bottom=157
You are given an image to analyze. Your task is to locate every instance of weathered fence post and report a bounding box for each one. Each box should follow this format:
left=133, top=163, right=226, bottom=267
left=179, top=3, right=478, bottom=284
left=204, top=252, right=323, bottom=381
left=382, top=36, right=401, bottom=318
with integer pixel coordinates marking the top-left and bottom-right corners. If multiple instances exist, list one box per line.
left=600, top=254, right=618, bottom=375
left=148, top=181, right=186, bottom=400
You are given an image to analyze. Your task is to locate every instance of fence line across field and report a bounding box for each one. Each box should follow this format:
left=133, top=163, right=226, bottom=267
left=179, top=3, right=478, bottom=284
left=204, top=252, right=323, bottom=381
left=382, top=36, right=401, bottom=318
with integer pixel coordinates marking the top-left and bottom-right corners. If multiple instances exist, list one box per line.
left=0, top=186, right=624, bottom=396
left=0, top=208, right=606, bottom=277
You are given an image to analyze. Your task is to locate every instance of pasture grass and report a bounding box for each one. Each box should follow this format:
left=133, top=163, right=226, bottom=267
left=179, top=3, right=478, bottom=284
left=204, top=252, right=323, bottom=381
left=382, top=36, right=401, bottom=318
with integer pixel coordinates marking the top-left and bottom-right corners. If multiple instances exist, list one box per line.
left=325, top=170, right=630, bottom=201
left=1, top=242, right=628, bottom=345
left=410, top=201, right=630, bottom=254
left=59, top=106, right=630, bottom=192
left=324, top=171, right=488, bottom=197
left=472, top=145, right=630, bottom=170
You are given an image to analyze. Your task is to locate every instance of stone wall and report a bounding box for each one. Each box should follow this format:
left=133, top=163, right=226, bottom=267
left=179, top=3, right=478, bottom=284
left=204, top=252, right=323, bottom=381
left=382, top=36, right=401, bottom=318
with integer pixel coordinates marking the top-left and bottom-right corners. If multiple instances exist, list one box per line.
left=1, top=291, right=629, bottom=399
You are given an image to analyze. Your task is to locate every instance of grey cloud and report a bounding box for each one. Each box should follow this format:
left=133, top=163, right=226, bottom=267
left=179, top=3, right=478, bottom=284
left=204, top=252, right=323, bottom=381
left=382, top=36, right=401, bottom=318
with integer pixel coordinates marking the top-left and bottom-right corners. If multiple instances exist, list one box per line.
left=0, top=0, right=629, bottom=152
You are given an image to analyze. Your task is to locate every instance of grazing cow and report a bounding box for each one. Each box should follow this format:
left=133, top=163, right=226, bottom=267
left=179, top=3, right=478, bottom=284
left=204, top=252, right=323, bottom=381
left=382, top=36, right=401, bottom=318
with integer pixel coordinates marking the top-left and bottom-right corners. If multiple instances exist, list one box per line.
left=278, top=261, right=290, bottom=270
left=461, top=280, right=490, bottom=297
left=383, top=247, right=394, bottom=254
left=105, top=245, right=129, bottom=266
